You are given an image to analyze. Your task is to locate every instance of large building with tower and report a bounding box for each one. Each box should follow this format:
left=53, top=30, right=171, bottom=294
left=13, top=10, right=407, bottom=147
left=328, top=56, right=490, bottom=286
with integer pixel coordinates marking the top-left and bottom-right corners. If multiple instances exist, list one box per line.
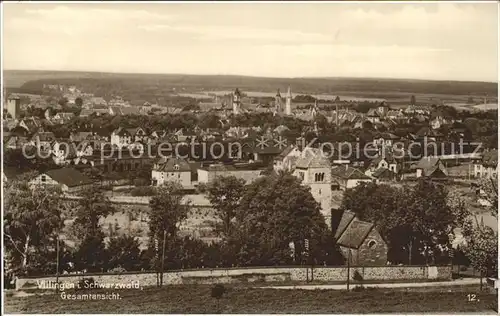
left=6, top=95, right=21, bottom=119
left=293, top=147, right=332, bottom=227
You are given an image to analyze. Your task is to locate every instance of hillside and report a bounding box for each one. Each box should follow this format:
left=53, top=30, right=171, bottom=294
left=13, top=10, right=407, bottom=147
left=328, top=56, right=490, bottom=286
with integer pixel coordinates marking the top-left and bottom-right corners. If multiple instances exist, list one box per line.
left=4, top=70, right=497, bottom=95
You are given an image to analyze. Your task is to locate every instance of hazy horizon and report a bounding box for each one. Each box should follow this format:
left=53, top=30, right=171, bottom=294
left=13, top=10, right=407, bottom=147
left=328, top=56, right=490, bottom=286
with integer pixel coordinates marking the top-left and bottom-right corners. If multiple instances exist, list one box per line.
left=4, top=68, right=498, bottom=84
left=3, top=2, right=498, bottom=82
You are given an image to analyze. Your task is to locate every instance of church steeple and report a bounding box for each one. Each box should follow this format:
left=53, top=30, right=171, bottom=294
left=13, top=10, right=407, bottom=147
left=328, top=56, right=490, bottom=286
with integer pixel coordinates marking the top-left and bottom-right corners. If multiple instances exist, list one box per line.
left=275, top=89, right=282, bottom=113
left=232, top=88, right=242, bottom=115
left=285, top=86, right=292, bottom=115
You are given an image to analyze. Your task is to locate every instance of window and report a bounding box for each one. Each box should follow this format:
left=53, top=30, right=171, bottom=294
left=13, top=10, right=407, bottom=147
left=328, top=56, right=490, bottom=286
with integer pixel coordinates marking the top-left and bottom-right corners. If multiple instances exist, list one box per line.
left=318, top=189, right=322, bottom=195
left=174, top=164, right=180, bottom=171
left=41, top=175, right=47, bottom=183
left=315, top=173, right=325, bottom=182
left=368, top=240, right=377, bottom=249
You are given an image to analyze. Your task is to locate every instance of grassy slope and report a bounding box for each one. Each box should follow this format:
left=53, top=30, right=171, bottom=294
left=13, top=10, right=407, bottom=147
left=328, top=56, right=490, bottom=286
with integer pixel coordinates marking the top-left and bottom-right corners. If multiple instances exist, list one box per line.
left=4, top=285, right=497, bottom=314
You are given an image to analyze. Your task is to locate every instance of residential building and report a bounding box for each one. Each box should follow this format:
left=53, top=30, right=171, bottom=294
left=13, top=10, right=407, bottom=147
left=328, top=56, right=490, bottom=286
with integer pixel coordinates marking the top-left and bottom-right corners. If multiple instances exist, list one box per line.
left=366, top=155, right=399, bottom=176
left=151, top=157, right=192, bottom=188
left=197, top=163, right=264, bottom=184
left=29, top=168, right=94, bottom=193
left=414, top=156, right=448, bottom=178
left=473, top=149, right=498, bottom=178
left=273, top=145, right=301, bottom=172
left=331, top=165, right=373, bottom=190
left=373, top=133, right=400, bottom=148
left=110, top=127, right=133, bottom=148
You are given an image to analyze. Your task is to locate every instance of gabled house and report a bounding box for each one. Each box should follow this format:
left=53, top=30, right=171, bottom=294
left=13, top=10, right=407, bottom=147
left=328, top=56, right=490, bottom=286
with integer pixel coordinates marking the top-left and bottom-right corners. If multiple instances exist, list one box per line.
left=371, top=167, right=398, bottom=182
left=331, top=209, right=388, bottom=266
left=29, top=168, right=94, bottom=193
left=416, top=126, right=443, bottom=142
left=19, top=117, right=42, bottom=133
left=124, top=127, right=147, bottom=143
left=273, top=145, right=302, bottom=172
left=374, top=133, right=400, bottom=148
left=366, top=108, right=381, bottom=123
left=331, top=165, right=373, bottom=190
left=110, top=127, right=133, bottom=148
left=53, top=112, right=75, bottom=123
left=151, top=157, right=192, bottom=188
left=415, top=156, right=448, bottom=178
left=473, top=149, right=498, bottom=179
left=366, top=155, right=399, bottom=175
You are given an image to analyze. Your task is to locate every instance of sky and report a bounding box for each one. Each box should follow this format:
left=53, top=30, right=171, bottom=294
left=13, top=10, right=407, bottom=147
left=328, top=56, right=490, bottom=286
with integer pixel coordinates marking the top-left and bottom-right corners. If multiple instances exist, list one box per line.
left=2, top=2, right=499, bottom=82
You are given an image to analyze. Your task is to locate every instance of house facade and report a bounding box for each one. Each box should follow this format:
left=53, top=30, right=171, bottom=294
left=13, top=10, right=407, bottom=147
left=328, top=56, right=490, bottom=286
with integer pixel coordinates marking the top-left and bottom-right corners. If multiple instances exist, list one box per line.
left=331, top=165, right=373, bottom=190
left=473, top=150, right=498, bottom=178
left=29, top=168, right=94, bottom=193
left=151, top=157, right=192, bottom=188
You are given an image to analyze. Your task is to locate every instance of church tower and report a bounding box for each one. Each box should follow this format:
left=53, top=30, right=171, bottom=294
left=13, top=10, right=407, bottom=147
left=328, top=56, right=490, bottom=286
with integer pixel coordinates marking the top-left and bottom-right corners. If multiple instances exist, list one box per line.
left=285, top=86, right=292, bottom=115
left=293, top=148, right=332, bottom=228
left=232, top=88, right=241, bottom=115
left=275, top=89, right=282, bottom=113
left=311, top=99, right=319, bottom=118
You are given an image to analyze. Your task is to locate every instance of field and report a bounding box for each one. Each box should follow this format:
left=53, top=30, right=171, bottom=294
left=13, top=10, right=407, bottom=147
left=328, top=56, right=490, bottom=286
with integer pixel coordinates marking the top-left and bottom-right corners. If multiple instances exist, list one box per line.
left=4, top=284, right=497, bottom=314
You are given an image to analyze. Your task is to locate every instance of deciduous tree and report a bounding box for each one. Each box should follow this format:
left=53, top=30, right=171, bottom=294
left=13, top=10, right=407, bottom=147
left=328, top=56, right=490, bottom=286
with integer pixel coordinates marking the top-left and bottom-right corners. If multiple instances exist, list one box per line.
left=4, top=182, right=64, bottom=274
left=204, top=176, right=246, bottom=241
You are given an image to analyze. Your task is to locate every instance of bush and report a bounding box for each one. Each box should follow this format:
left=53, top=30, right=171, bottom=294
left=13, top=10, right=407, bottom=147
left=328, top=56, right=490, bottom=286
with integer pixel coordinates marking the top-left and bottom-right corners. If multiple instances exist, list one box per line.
left=352, top=285, right=365, bottom=292
left=131, top=186, right=156, bottom=196
left=133, top=178, right=150, bottom=187
left=107, top=235, right=142, bottom=271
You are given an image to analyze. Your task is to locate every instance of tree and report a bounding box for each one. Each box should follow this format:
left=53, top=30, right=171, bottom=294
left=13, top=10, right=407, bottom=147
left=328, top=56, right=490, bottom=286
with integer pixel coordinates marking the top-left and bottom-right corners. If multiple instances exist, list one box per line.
left=75, top=97, right=83, bottom=107
left=73, top=233, right=109, bottom=272
left=341, top=180, right=468, bottom=265
left=69, top=186, right=114, bottom=272
left=148, top=182, right=190, bottom=268
left=410, top=95, right=416, bottom=105
left=4, top=182, right=64, bottom=275
left=71, top=185, right=115, bottom=241
left=205, top=176, right=246, bottom=241
left=462, top=220, right=498, bottom=279
left=58, top=97, right=69, bottom=107
left=478, top=177, right=498, bottom=217
left=235, top=172, right=330, bottom=266
left=107, top=235, right=142, bottom=271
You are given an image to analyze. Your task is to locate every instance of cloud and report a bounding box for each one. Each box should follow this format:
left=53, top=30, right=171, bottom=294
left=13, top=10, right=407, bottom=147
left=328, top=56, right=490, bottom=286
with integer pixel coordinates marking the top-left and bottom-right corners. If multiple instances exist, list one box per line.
left=138, top=24, right=334, bottom=45
left=335, top=3, right=486, bottom=31
left=6, top=5, right=173, bottom=34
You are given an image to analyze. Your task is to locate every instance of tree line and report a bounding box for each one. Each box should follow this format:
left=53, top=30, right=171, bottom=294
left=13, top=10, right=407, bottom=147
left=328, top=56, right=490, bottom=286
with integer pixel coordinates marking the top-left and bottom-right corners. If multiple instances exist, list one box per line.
left=4, top=172, right=497, bottom=283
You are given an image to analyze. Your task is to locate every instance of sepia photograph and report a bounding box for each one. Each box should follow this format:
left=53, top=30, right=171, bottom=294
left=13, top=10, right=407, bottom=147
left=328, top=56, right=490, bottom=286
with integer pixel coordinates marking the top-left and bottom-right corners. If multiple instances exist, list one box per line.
left=1, top=0, right=498, bottom=314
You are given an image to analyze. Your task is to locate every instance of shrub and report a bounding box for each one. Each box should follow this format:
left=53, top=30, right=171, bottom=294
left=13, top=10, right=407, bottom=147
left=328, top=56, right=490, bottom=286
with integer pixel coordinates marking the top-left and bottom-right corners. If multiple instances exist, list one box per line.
left=131, top=186, right=156, bottom=196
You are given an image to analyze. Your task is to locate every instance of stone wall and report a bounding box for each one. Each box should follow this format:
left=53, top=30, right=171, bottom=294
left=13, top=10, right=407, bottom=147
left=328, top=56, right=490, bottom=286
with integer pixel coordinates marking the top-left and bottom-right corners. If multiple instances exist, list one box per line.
left=16, top=265, right=452, bottom=291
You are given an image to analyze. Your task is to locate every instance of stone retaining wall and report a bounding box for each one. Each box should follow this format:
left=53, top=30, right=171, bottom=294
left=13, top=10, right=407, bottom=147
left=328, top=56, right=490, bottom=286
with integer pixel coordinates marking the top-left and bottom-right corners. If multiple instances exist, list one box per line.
left=16, top=265, right=452, bottom=291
